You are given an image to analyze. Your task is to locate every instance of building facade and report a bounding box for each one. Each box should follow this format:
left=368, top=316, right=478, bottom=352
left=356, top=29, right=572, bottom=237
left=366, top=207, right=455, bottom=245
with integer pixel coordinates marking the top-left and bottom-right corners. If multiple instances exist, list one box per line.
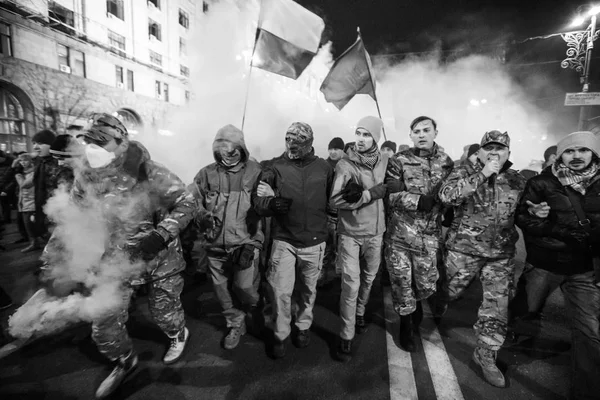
left=0, top=0, right=204, bottom=153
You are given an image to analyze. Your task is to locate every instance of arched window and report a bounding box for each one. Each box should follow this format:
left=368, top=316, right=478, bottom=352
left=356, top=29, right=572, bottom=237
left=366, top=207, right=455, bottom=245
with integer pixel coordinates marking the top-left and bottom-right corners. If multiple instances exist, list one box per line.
left=0, top=85, right=32, bottom=153
left=115, top=108, right=142, bottom=137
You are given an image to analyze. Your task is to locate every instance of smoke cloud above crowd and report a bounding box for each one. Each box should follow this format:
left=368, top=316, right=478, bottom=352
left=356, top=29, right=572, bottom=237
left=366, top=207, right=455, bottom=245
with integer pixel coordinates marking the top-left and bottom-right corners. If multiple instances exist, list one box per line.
left=138, top=0, right=553, bottom=183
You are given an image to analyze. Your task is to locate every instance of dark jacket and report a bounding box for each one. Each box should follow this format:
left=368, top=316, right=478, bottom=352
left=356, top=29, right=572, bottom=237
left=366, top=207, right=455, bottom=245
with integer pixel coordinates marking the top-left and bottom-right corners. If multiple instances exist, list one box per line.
left=0, top=153, right=14, bottom=190
left=33, top=155, right=60, bottom=233
left=515, top=166, right=600, bottom=275
left=255, top=150, right=333, bottom=248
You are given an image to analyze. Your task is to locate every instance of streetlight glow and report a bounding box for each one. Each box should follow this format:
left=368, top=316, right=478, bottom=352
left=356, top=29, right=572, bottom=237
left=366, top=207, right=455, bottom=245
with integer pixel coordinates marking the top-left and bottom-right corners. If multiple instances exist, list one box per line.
left=589, top=6, right=600, bottom=16
left=571, top=15, right=586, bottom=27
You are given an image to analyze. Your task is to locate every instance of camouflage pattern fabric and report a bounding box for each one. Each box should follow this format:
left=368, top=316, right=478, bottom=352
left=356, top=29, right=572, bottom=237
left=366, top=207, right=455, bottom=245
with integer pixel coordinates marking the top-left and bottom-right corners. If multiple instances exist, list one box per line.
left=444, top=250, right=514, bottom=351
left=385, top=144, right=454, bottom=252
left=92, top=286, right=134, bottom=361
left=148, top=273, right=185, bottom=336
left=438, top=160, right=526, bottom=259
left=384, top=239, right=439, bottom=315
left=322, top=215, right=339, bottom=278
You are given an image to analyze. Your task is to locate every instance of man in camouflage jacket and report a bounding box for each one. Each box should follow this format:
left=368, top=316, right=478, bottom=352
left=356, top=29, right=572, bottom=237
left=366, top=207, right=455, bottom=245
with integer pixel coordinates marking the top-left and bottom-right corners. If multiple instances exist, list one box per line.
left=384, top=116, right=454, bottom=352
left=438, top=130, right=526, bottom=388
left=41, top=114, right=196, bottom=399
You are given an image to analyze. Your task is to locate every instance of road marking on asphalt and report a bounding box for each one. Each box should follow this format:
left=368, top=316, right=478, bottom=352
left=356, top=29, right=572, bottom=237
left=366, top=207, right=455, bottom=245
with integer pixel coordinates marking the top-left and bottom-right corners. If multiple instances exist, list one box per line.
left=420, top=303, right=464, bottom=400
left=383, top=287, right=418, bottom=400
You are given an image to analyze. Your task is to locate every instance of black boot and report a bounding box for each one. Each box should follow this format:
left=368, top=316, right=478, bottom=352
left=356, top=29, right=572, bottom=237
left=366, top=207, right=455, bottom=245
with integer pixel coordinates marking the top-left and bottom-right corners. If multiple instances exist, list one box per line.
left=411, top=302, right=423, bottom=329
left=399, top=315, right=416, bottom=352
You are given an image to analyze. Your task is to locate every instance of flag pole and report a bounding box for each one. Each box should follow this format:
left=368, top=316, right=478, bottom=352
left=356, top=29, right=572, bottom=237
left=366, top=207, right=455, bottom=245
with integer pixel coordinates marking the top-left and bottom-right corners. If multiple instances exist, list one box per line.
left=241, top=2, right=263, bottom=131
left=358, top=27, right=387, bottom=141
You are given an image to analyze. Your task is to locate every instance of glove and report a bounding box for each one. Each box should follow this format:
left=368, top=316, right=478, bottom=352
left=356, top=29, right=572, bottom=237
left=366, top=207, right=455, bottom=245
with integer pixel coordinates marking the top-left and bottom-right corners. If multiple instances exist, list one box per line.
left=368, top=183, right=387, bottom=201
left=269, top=197, right=293, bottom=214
left=417, top=194, right=436, bottom=212
left=135, top=230, right=168, bottom=261
left=384, top=178, right=404, bottom=194
left=341, top=181, right=364, bottom=203
left=232, top=244, right=256, bottom=271
left=246, top=208, right=260, bottom=236
left=198, top=214, right=215, bottom=232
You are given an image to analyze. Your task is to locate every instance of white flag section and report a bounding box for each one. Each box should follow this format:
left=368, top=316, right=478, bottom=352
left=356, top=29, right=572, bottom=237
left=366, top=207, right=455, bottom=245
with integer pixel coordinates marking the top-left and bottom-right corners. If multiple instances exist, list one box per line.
left=254, top=0, right=325, bottom=79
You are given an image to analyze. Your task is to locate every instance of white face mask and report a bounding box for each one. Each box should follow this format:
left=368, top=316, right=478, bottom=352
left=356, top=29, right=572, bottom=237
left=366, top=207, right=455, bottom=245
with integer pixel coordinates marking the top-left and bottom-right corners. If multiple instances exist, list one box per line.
left=85, top=143, right=116, bottom=168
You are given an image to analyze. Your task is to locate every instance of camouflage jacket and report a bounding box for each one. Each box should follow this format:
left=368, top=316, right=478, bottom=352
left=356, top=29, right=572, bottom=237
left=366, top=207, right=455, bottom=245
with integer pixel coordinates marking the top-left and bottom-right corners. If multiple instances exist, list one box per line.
left=44, top=141, right=196, bottom=283
left=439, top=159, right=526, bottom=258
left=384, top=144, right=454, bottom=251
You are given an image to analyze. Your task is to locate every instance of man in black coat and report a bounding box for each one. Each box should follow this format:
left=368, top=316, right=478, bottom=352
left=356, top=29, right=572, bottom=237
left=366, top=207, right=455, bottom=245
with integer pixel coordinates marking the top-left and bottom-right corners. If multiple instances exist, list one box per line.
left=516, top=131, right=600, bottom=400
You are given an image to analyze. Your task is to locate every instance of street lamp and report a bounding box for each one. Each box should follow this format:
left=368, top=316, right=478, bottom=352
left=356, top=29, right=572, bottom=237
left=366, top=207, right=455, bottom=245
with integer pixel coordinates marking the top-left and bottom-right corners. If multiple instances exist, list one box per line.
left=561, top=6, right=600, bottom=129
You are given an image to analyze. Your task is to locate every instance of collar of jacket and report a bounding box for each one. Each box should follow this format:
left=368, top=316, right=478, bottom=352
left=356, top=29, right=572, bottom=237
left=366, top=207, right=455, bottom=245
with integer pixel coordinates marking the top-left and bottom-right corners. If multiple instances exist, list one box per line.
left=283, top=148, right=317, bottom=166
left=217, top=160, right=245, bottom=172
left=409, top=142, right=440, bottom=158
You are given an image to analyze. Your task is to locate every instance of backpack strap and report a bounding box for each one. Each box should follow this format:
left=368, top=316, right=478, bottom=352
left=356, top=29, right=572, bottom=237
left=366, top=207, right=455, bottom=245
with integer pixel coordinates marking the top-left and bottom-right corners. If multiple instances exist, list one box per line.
left=564, top=187, right=592, bottom=233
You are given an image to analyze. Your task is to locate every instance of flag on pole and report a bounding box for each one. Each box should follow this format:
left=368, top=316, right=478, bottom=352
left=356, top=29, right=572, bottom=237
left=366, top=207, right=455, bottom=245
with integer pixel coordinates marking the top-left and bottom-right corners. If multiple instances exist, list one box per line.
left=253, top=0, right=325, bottom=80
left=320, top=35, right=376, bottom=110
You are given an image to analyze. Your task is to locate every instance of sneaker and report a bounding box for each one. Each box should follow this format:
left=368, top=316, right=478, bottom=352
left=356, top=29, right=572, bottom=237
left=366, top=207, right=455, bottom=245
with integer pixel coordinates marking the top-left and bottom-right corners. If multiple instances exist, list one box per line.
left=223, top=321, right=246, bottom=350
left=163, top=327, right=189, bottom=364
left=272, top=339, right=286, bottom=359
left=356, top=315, right=368, bottom=334
left=293, top=329, right=310, bottom=348
left=95, top=351, right=138, bottom=399
left=472, top=346, right=506, bottom=388
left=336, top=339, right=352, bottom=363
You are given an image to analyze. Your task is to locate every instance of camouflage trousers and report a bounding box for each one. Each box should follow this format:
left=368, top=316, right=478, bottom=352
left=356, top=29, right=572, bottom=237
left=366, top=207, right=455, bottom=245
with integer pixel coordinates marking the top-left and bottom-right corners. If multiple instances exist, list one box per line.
left=444, top=250, right=514, bottom=351
left=320, top=215, right=339, bottom=282
left=92, top=273, right=186, bottom=361
left=384, top=240, right=439, bottom=316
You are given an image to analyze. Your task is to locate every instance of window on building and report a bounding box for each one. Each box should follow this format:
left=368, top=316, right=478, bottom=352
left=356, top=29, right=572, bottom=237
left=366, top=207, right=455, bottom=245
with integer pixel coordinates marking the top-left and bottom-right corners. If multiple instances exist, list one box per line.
left=149, top=50, right=162, bottom=67
left=127, top=70, right=134, bottom=91
left=163, top=83, right=169, bottom=102
left=185, top=90, right=191, bottom=103
left=180, top=65, right=189, bottom=77
left=108, top=30, right=126, bottom=57
left=57, top=44, right=86, bottom=77
left=48, top=1, right=75, bottom=36
left=179, top=37, right=187, bottom=56
left=179, top=9, right=189, bottom=29
left=115, top=66, right=124, bottom=87
left=155, top=80, right=162, bottom=99
left=148, top=19, right=162, bottom=41
left=0, top=22, right=12, bottom=57
left=148, top=0, right=161, bottom=10
left=106, top=0, right=124, bottom=20
left=203, top=1, right=209, bottom=13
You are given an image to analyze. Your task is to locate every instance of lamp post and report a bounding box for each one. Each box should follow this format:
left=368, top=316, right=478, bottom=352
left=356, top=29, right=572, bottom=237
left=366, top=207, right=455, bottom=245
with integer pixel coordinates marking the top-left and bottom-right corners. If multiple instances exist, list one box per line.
left=561, top=6, right=600, bottom=130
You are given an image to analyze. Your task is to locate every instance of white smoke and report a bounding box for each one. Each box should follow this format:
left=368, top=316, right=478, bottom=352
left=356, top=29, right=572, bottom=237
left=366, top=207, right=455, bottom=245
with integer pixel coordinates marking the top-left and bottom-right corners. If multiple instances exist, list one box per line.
left=136, top=0, right=555, bottom=182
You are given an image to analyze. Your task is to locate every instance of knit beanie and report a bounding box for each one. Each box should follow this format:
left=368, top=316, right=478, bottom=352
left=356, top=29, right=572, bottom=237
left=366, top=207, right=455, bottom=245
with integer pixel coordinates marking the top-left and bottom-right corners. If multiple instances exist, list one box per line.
left=556, top=131, right=600, bottom=158
left=356, top=116, right=383, bottom=143
left=380, top=140, right=397, bottom=153
left=467, top=143, right=480, bottom=158
left=32, top=129, right=56, bottom=145
left=543, top=145, right=557, bottom=162
left=328, top=137, right=345, bottom=150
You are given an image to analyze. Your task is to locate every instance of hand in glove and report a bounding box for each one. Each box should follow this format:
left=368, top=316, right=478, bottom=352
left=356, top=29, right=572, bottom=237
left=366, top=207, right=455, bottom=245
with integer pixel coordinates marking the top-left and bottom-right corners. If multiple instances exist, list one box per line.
left=135, top=229, right=168, bottom=261
left=384, top=178, right=404, bottom=194
left=197, top=214, right=215, bottom=232
left=269, top=197, right=293, bottom=214
left=341, top=181, right=364, bottom=203
left=369, top=183, right=387, bottom=201
left=417, top=194, right=436, bottom=212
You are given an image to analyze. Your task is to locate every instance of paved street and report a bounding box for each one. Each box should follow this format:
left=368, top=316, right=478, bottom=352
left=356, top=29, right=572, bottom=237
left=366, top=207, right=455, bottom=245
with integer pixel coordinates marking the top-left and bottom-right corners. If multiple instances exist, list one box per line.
left=0, top=220, right=572, bottom=400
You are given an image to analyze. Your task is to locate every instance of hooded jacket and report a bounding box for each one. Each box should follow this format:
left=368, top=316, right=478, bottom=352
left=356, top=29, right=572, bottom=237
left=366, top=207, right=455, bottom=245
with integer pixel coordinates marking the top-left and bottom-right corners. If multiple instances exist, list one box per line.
left=44, top=140, right=195, bottom=282
left=385, top=144, right=454, bottom=251
left=255, top=149, right=334, bottom=248
left=330, top=147, right=388, bottom=237
left=190, top=125, right=264, bottom=252
left=515, top=166, right=600, bottom=274
left=439, top=158, right=526, bottom=258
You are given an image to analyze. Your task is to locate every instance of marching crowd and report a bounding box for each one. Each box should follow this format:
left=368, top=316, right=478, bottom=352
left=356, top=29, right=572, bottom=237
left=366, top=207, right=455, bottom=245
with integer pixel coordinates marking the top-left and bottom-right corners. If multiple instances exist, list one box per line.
left=0, top=113, right=599, bottom=400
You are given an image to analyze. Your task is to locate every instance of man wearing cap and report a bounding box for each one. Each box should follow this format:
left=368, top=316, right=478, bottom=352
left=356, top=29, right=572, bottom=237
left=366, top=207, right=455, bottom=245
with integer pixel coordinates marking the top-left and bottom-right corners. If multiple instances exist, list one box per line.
left=542, top=145, right=557, bottom=169
left=515, top=131, right=600, bottom=400
left=330, top=116, right=389, bottom=361
left=384, top=116, right=454, bottom=352
left=31, top=129, right=60, bottom=240
left=380, top=140, right=397, bottom=158
left=41, top=113, right=196, bottom=398
left=463, top=143, right=480, bottom=166
left=438, top=130, right=526, bottom=387
left=254, top=122, right=333, bottom=359
left=188, top=124, right=263, bottom=351
left=321, top=137, right=345, bottom=285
